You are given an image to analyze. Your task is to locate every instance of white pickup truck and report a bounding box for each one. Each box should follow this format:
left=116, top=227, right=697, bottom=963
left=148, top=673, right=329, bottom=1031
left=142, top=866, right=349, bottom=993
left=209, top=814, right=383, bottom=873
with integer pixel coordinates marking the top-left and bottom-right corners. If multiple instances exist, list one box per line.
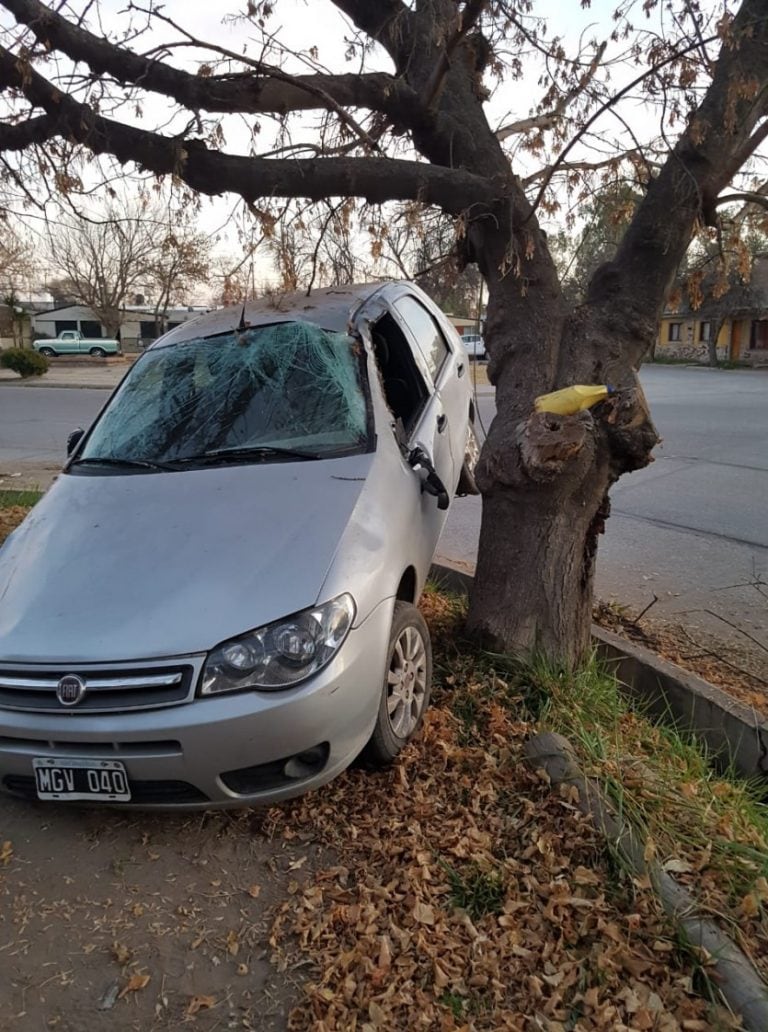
left=33, top=330, right=121, bottom=357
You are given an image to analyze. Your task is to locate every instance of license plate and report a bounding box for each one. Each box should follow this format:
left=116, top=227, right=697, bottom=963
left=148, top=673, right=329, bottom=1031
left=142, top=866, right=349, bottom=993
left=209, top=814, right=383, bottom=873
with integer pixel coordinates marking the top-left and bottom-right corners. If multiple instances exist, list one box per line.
left=32, top=758, right=131, bottom=802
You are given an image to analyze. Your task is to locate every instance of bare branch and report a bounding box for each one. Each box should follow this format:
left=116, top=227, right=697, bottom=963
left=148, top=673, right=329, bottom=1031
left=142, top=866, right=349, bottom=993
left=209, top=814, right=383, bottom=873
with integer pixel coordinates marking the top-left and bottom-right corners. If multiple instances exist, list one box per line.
left=496, top=40, right=606, bottom=142
left=715, top=190, right=768, bottom=211
left=0, top=45, right=493, bottom=214
left=527, top=32, right=721, bottom=221
left=0, top=0, right=414, bottom=122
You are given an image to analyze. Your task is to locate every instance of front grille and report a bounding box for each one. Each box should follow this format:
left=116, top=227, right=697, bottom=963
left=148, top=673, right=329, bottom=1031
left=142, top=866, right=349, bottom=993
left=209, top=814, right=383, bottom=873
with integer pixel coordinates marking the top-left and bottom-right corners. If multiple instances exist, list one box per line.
left=0, top=736, right=182, bottom=757
left=0, top=665, right=195, bottom=713
left=3, top=774, right=208, bottom=805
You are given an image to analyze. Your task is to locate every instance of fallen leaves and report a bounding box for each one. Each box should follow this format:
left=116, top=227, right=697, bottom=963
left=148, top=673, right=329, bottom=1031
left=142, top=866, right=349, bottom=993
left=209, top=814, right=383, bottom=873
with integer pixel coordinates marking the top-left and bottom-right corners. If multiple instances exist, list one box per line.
left=266, top=595, right=727, bottom=1031
left=185, top=994, right=216, bottom=1017
left=111, top=942, right=132, bottom=966
left=118, top=973, right=150, bottom=999
left=0, top=841, right=12, bottom=865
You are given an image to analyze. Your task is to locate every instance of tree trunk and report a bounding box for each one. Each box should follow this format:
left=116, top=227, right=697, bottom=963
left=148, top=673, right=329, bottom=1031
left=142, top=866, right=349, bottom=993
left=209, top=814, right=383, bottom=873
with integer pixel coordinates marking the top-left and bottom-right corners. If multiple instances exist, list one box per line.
left=467, top=260, right=659, bottom=665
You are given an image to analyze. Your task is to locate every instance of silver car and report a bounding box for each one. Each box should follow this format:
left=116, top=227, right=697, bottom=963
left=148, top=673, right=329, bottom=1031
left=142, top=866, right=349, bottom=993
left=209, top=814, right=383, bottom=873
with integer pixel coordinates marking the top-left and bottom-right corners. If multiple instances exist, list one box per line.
left=0, top=283, right=478, bottom=808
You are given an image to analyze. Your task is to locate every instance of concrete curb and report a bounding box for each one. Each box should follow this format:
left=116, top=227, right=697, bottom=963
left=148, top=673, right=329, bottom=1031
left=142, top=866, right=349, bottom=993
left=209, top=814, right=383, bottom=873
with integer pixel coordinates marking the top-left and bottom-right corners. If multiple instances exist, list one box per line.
left=429, top=561, right=768, bottom=783
left=0, top=380, right=116, bottom=390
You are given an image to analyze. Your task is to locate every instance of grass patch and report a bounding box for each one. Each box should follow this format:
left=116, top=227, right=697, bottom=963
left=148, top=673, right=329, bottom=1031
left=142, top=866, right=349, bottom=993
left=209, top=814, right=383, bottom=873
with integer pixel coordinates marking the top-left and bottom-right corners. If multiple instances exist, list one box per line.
left=444, top=860, right=506, bottom=919
left=0, top=488, right=42, bottom=508
left=500, top=649, right=768, bottom=905
left=439, top=991, right=465, bottom=1019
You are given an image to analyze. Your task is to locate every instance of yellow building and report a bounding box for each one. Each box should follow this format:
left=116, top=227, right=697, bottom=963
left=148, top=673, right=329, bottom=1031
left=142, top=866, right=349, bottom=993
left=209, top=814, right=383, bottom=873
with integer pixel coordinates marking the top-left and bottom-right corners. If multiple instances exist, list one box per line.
left=656, top=262, right=768, bottom=364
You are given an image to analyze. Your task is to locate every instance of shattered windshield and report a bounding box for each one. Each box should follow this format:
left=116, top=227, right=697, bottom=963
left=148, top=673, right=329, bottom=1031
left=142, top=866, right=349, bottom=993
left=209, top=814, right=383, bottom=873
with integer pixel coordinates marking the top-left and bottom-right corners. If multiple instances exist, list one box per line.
left=78, top=321, right=371, bottom=468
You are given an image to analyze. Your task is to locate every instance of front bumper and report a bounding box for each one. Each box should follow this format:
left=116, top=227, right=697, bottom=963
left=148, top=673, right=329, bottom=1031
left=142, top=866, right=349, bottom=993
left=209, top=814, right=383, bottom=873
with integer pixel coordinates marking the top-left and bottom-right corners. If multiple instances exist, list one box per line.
left=0, top=601, right=393, bottom=809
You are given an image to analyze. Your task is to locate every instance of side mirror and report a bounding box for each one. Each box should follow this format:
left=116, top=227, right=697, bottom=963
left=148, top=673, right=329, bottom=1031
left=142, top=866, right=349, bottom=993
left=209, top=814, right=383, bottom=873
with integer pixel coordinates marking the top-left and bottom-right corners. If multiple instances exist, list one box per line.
left=67, top=428, right=85, bottom=456
left=408, top=447, right=450, bottom=511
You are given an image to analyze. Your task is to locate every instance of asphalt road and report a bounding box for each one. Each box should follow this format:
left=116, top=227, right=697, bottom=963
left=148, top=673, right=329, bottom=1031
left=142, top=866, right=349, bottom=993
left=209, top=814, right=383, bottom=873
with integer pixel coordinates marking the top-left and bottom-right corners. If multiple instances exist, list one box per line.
left=1, top=367, right=766, bottom=657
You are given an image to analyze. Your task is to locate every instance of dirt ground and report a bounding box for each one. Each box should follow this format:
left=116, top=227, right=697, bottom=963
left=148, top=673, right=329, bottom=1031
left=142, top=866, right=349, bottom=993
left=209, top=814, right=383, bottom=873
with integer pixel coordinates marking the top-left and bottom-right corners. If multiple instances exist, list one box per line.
left=0, top=800, right=324, bottom=1031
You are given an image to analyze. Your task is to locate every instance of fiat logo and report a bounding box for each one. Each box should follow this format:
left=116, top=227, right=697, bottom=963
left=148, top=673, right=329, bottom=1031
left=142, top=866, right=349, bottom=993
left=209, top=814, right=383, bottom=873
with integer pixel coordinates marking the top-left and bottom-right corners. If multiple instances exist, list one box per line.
left=56, top=674, right=87, bottom=707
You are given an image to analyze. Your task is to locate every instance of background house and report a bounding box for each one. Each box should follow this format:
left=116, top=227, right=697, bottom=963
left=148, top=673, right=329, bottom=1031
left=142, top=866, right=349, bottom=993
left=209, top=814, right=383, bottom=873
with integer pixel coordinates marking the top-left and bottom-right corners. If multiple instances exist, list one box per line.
left=656, top=259, right=768, bottom=364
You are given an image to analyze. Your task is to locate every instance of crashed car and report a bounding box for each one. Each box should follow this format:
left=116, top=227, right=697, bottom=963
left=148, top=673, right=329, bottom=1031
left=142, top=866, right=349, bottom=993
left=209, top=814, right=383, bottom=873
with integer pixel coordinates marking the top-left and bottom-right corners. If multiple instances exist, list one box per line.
left=0, top=282, right=479, bottom=809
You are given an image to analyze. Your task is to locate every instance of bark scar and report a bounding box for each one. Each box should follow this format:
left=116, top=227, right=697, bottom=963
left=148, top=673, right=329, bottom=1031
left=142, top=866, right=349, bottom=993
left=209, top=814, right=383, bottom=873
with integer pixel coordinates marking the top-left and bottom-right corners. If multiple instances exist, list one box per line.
left=517, top=410, right=590, bottom=481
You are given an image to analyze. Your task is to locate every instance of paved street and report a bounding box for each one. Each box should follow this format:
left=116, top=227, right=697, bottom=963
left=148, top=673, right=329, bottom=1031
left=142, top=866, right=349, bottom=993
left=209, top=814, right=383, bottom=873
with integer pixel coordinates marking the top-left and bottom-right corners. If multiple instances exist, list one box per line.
left=1, top=366, right=766, bottom=661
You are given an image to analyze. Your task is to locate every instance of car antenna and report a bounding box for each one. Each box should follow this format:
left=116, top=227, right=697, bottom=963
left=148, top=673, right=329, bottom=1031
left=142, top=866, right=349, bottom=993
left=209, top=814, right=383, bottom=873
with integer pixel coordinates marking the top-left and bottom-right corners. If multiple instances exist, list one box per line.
left=235, top=301, right=250, bottom=345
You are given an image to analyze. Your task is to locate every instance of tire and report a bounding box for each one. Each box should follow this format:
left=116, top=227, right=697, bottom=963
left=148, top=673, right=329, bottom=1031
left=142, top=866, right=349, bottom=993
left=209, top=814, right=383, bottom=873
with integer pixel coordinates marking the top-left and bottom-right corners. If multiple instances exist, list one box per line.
left=456, top=419, right=481, bottom=496
left=39, top=347, right=55, bottom=357
left=89, top=347, right=107, bottom=358
left=362, top=601, right=433, bottom=768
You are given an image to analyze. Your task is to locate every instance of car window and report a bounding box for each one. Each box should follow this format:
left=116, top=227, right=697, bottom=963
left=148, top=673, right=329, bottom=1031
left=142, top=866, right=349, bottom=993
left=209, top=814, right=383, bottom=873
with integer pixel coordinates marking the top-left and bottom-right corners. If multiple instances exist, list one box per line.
left=370, top=312, right=430, bottom=438
left=80, top=322, right=371, bottom=466
left=393, top=296, right=451, bottom=382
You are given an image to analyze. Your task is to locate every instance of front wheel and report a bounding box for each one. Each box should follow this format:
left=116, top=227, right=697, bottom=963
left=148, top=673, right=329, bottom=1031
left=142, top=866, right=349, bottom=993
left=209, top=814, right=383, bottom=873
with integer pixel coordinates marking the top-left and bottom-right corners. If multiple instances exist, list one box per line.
left=363, top=601, right=432, bottom=768
left=89, top=347, right=107, bottom=358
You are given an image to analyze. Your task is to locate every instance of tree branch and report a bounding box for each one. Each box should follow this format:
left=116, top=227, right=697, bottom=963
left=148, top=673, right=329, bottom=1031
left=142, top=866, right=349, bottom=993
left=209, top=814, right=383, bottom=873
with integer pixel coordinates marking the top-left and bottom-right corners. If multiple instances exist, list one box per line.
left=0, top=45, right=493, bottom=214
left=527, top=33, right=721, bottom=220
left=496, top=40, right=606, bottom=142
left=586, top=0, right=768, bottom=365
left=716, top=190, right=768, bottom=211
left=0, top=0, right=415, bottom=120
left=0, top=112, right=57, bottom=150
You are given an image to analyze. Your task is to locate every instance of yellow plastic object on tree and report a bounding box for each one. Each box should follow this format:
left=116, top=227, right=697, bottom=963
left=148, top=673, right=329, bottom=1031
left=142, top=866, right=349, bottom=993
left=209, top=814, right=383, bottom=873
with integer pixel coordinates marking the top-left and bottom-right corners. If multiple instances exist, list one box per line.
left=534, top=384, right=614, bottom=416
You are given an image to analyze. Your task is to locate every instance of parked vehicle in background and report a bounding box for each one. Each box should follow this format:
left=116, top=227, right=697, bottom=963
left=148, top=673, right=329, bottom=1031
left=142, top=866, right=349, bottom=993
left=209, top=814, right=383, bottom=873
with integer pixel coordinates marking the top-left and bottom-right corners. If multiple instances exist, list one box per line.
left=0, top=282, right=480, bottom=810
left=461, top=333, right=486, bottom=360
left=33, top=330, right=121, bottom=357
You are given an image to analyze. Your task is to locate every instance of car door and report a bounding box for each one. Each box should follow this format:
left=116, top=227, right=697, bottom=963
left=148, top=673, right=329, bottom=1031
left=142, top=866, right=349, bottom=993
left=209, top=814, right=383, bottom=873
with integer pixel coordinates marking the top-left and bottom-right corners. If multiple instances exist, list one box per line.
left=59, top=332, right=77, bottom=354
left=390, top=291, right=468, bottom=494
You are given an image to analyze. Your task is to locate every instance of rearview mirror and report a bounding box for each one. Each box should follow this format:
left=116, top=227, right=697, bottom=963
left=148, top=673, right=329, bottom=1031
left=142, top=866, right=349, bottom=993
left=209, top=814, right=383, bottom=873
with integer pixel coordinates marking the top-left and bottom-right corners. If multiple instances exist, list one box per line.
left=67, top=428, right=85, bottom=456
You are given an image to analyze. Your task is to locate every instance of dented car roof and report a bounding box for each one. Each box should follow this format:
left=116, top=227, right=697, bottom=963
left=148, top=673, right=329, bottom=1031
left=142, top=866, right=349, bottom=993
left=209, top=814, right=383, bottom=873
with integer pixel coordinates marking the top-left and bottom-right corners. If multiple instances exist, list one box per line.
left=153, top=283, right=388, bottom=349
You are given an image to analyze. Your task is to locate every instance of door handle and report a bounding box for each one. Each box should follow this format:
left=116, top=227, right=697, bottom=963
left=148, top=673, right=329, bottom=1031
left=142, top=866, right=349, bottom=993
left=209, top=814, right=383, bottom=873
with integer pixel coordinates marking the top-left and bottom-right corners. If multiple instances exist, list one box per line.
left=436, top=413, right=447, bottom=433
left=457, top=362, right=465, bottom=378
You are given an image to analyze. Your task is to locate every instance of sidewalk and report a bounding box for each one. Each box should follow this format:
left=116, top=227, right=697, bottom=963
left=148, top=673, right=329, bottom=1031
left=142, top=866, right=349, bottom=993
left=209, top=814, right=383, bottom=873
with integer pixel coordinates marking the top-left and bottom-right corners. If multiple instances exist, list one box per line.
left=0, top=358, right=132, bottom=389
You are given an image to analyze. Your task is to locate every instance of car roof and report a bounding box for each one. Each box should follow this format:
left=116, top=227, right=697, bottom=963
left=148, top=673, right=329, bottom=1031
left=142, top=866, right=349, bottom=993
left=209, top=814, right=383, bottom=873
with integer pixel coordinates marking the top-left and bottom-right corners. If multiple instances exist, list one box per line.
left=150, top=282, right=390, bottom=349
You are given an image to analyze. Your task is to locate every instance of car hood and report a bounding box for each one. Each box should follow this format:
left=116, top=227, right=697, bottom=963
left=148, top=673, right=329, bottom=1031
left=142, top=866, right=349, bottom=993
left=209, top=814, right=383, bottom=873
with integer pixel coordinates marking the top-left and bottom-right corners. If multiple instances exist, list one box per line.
left=0, top=456, right=373, bottom=663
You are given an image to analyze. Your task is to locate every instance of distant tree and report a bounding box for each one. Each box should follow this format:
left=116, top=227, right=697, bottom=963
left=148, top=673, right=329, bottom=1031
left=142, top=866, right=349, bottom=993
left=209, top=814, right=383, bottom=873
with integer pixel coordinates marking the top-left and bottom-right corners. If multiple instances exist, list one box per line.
left=567, top=184, right=642, bottom=304
left=147, top=220, right=212, bottom=333
left=46, top=207, right=157, bottom=335
left=46, top=276, right=79, bottom=307
left=375, top=206, right=481, bottom=316
left=0, top=220, right=35, bottom=300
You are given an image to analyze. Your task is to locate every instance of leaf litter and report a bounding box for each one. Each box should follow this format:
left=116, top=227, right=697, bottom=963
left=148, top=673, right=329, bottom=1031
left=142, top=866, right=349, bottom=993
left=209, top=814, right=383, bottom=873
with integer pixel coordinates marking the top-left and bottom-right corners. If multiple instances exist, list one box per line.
left=264, top=591, right=766, bottom=1030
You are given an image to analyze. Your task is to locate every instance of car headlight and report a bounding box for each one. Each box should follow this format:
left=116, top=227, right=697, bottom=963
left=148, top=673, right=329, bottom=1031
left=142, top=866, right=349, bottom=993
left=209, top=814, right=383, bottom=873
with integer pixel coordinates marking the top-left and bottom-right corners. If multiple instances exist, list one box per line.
left=199, top=594, right=356, bottom=695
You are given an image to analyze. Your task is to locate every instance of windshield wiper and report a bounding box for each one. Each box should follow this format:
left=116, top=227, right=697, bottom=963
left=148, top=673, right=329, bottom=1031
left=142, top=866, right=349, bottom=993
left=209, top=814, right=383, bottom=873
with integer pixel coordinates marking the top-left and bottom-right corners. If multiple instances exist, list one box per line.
left=69, top=456, right=174, bottom=472
left=171, top=445, right=322, bottom=466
